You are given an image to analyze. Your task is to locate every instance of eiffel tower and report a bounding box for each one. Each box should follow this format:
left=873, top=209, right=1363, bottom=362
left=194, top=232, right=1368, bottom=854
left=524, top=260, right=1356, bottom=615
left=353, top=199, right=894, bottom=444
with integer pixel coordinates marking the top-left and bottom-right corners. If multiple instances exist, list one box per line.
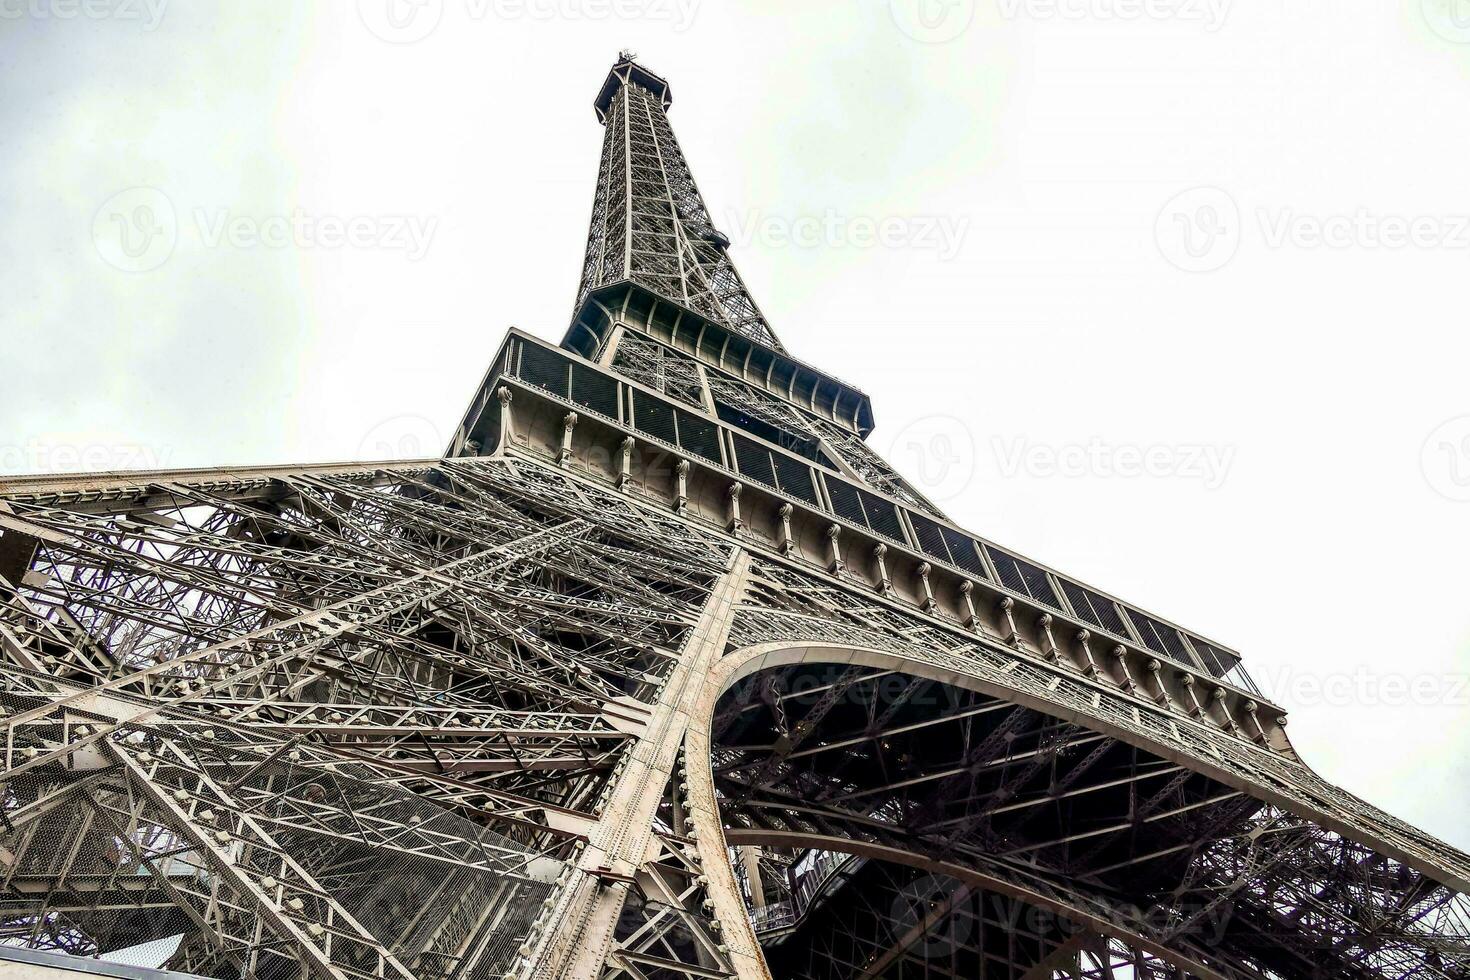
left=1, top=53, right=1467, bottom=980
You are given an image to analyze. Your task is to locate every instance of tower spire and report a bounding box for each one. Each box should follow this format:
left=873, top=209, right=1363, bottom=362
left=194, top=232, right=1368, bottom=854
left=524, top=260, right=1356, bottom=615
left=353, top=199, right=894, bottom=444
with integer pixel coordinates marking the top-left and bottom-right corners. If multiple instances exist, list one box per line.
left=577, top=54, right=784, bottom=351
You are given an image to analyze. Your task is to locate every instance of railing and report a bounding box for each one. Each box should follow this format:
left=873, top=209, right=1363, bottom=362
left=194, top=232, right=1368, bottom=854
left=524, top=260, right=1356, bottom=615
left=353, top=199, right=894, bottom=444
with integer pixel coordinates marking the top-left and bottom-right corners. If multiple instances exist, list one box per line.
left=748, top=901, right=795, bottom=933
left=496, top=332, right=1264, bottom=700
left=750, top=850, right=864, bottom=937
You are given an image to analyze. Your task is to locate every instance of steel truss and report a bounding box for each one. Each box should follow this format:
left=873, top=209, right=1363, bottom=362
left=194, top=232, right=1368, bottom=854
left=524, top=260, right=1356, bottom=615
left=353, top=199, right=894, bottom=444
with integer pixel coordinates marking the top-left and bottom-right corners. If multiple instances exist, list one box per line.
left=0, top=457, right=735, bottom=980
left=577, top=56, right=783, bottom=351
left=708, top=556, right=1470, bottom=977
left=3, top=51, right=1470, bottom=980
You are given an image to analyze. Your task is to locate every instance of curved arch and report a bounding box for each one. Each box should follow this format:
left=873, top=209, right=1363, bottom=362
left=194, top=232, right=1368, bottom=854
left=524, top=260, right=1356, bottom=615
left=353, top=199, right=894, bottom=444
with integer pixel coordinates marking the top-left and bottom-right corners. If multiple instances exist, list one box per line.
left=683, top=642, right=1240, bottom=980
left=716, top=639, right=1470, bottom=896
left=684, top=640, right=1470, bottom=980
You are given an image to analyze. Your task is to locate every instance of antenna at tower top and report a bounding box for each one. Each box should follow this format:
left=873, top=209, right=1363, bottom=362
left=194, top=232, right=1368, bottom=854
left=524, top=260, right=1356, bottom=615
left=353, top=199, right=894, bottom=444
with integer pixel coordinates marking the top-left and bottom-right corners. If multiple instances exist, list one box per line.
left=618, top=48, right=638, bottom=62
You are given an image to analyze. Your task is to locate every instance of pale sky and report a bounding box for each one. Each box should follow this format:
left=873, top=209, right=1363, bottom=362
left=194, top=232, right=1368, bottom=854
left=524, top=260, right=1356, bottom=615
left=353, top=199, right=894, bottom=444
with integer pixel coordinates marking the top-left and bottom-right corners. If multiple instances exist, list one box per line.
left=2, top=1, right=1468, bottom=849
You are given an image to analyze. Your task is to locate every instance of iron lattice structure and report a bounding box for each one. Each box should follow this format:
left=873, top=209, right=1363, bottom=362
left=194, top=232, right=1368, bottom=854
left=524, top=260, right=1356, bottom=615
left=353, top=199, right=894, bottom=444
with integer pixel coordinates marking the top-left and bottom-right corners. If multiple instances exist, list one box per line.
left=2, top=53, right=1468, bottom=980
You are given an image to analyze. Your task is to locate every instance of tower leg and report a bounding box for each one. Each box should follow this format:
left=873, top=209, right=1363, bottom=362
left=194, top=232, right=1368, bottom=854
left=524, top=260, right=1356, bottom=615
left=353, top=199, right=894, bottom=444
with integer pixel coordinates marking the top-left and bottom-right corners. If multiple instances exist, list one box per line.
left=527, top=553, right=761, bottom=980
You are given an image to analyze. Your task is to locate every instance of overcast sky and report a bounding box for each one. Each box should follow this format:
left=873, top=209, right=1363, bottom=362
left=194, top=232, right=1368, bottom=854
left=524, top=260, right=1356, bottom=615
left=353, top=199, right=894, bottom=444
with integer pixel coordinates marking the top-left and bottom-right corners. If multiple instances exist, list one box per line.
left=2, top=1, right=1468, bottom=850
